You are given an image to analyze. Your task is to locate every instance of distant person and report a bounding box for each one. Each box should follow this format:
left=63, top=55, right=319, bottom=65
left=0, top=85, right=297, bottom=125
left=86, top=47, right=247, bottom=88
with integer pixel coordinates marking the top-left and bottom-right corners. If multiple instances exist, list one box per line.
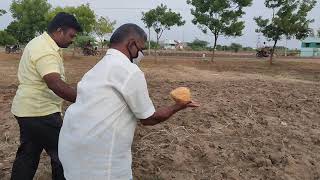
left=11, top=12, right=82, bottom=180
left=58, top=23, right=199, bottom=180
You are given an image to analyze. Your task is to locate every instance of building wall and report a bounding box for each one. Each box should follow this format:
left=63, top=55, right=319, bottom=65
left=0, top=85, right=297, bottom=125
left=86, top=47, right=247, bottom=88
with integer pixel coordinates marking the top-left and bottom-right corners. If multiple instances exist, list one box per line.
left=301, top=42, right=320, bottom=48
left=300, top=37, right=320, bottom=57
left=301, top=48, right=320, bottom=57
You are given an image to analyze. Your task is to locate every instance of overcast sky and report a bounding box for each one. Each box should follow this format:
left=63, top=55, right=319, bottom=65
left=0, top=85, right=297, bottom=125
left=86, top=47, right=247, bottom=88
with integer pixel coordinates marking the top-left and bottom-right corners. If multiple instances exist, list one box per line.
left=0, top=0, right=319, bottom=49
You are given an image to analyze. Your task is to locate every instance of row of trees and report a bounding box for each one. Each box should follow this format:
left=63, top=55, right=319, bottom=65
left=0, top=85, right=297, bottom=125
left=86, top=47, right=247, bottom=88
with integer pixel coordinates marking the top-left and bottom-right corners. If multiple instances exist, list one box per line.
left=141, top=0, right=316, bottom=63
left=0, top=0, right=116, bottom=48
left=186, top=39, right=254, bottom=52
left=0, top=0, right=317, bottom=64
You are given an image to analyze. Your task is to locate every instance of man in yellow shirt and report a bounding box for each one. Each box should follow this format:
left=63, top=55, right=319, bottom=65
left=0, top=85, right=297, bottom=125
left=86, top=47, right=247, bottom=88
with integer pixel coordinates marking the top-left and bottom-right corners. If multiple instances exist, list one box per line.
left=11, top=12, right=82, bottom=180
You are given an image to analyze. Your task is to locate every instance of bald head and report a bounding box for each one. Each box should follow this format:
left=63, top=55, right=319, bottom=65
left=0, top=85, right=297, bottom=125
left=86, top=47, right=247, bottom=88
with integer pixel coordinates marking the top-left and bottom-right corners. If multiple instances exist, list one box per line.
left=110, top=23, right=147, bottom=46
left=109, top=24, right=147, bottom=62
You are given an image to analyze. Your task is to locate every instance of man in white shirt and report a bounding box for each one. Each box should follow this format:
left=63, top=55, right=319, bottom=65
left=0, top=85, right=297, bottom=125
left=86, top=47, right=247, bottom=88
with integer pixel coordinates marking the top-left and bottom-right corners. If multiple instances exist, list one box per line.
left=58, top=23, right=199, bottom=180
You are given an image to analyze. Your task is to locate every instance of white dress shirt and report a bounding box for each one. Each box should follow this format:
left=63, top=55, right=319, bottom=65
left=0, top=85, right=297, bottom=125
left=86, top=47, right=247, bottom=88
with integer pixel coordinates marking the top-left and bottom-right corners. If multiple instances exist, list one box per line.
left=58, top=48, right=155, bottom=180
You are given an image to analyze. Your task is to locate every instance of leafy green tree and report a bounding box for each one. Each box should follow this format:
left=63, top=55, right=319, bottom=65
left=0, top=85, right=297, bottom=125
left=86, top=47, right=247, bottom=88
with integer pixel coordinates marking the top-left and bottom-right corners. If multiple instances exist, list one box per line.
left=73, top=35, right=96, bottom=48
left=5, top=21, right=26, bottom=43
left=187, top=39, right=209, bottom=51
left=46, top=6, right=64, bottom=22
left=230, top=43, right=242, bottom=52
left=215, top=45, right=223, bottom=51
left=141, top=10, right=154, bottom=55
left=187, top=0, right=252, bottom=60
left=47, top=4, right=96, bottom=34
left=0, top=9, right=6, bottom=16
left=46, top=4, right=97, bottom=56
left=0, top=30, right=17, bottom=45
left=318, top=29, right=320, bottom=38
left=8, top=0, right=51, bottom=44
left=254, top=0, right=316, bottom=64
left=223, top=45, right=231, bottom=51
left=94, top=16, right=116, bottom=48
left=142, top=4, right=185, bottom=58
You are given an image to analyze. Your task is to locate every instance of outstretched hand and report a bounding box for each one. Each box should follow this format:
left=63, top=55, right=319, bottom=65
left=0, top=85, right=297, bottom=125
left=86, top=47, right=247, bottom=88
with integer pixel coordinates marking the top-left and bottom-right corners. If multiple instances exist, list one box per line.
left=176, top=100, right=200, bottom=109
left=186, top=100, right=200, bottom=107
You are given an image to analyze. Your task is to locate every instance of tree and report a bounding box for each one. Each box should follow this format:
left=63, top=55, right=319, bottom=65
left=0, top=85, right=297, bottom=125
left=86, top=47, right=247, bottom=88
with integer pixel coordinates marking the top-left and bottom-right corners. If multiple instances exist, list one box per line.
left=141, top=10, right=155, bottom=55
left=94, top=16, right=116, bottom=48
left=142, top=4, right=185, bottom=59
left=255, top=0, right=316, bottom=64
left=187, top=0, right=252, bottom=60
left=0, top=9, right=6, bottom=16
left=73, top=34, right=96, bottom=48
left=47, top=4, right=96, bottom=34
left=309, top=29, right=316, bottom=37
left=8, top=0, right=51, bottom=44
left=0, top=30, right=17, bottom=45
left=46, top=4, right=97, bottom=56
left=230, top=43, right=242, bottom=52
left=187, top=38, right=209, bottom=51
left=215, top=45, right=223, bottom=51
left=318, top=29, right=320, bottom=38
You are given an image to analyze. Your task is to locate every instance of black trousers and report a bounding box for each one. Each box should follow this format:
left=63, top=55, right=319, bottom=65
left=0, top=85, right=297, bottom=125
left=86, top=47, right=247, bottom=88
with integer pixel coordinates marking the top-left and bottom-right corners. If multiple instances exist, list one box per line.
left=11, top=113, right=66, bottom=180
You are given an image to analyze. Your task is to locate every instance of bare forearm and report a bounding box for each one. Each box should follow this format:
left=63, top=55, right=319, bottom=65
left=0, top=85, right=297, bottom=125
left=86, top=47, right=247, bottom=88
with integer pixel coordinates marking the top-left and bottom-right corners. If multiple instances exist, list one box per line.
left=49, top=81, right=76, bottom=103
left=140, top=104, right=185, bottom=126
left=43, top=73, right=77, bottom=103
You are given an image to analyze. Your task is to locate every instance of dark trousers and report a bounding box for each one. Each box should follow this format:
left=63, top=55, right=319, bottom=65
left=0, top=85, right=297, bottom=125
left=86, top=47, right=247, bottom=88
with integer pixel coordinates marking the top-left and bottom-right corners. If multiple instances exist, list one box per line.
left=11, top=113, right=66, bottom=180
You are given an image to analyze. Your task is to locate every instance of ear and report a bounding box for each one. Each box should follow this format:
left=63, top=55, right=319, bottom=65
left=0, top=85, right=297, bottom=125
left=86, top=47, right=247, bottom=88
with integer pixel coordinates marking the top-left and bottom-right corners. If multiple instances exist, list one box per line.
left=127, top=39, right=136, bottom=47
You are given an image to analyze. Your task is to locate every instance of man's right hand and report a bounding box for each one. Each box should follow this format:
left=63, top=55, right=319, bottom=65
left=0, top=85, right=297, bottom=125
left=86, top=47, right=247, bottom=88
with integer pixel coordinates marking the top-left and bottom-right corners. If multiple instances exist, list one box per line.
left=140, top=101, right=200, bottom=126
left=177, top=100, right=200, bottom=109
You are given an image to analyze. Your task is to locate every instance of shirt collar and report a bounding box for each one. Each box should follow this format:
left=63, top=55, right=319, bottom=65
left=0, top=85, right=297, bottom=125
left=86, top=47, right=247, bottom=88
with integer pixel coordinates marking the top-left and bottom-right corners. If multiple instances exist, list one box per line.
left=106, top=48, right=131, bottom=63
left=42, top=32, right=60, bottom=52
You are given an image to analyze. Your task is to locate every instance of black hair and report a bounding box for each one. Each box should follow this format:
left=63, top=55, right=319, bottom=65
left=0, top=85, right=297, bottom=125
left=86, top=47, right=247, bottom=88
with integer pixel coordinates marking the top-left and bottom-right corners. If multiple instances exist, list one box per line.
left=110, top=23, right=147, bottom=45
left=48, top=12, right=82, bottom=33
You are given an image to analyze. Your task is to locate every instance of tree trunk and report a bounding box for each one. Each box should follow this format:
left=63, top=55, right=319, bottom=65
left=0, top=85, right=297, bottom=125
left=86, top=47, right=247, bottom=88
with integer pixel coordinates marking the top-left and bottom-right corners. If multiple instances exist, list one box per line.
left=155, top=35, right=160, bottom=61
left=73, top=46, right=76, bottom=57
left=284, top=48, right=287, bottom=57
left=284, top=37, right=287, bottom=57
left=211, top=35, right=218, bottom=61
left=148, top=28, right=151, bottom=56
left=270, top=40, right=278, bottom=65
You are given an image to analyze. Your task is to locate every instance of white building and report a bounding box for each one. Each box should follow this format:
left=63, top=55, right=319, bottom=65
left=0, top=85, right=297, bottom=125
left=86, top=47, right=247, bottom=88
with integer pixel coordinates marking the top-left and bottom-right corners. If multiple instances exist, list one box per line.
left=300, top=37, right=320, bottom=57
left=160, top=39, right=184, bottom=50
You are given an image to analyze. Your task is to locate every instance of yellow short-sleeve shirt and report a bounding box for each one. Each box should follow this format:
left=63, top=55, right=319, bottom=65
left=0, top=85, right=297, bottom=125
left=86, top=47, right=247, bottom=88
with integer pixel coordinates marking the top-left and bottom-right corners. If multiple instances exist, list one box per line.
left=11, top=32, right=66, bottom=117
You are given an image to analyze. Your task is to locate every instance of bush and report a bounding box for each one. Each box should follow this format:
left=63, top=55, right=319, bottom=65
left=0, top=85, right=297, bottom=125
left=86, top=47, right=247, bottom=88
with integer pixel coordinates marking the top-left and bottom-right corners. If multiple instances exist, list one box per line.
left=73, top=35, right=97, bottom=48
left=187, top=39, right=209, bottom=51
left=0, top=30, right=17, bottom=46
left=230, top=43, right=242, bottom=53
